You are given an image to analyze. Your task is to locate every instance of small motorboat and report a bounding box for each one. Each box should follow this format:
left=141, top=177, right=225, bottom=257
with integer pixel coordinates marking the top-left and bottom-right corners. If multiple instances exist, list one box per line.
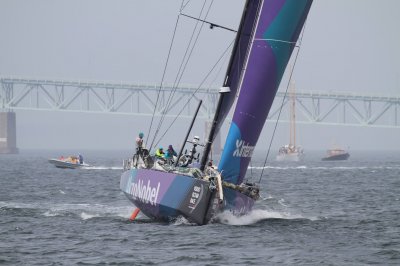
left=48, top=155, right=89, bottom=169
left=321, top=148, right=350, bottom=161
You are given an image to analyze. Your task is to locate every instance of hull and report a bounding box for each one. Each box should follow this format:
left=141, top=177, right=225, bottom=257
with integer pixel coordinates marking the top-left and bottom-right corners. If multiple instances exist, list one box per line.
left=322, top=153, right=350, bottom=161
left=120, top=168, right=255, bottom=225
left=221, top=185, right=256, bottom=215
left=48, top=159, right=88, bottom=169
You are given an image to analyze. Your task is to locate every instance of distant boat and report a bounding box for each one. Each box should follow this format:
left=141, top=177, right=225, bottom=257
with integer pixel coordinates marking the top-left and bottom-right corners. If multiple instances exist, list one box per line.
left=48, top=155, right=89, bottom=169
left=321, top=148, right=350, bottom=161
left=277, top=81, right=304, bottom=162
left=276, top=144, right=304, bottom=162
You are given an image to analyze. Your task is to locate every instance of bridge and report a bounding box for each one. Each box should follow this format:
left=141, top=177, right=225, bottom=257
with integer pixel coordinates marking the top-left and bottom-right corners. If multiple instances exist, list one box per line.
left=1, top=77, right=400, bottom=153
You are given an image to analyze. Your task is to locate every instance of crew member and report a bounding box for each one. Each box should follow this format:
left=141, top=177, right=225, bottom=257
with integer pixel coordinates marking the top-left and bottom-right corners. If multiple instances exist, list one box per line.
left=136, top=132, right=145, bottom=155
left=165, top=145, right=177, bottom=159
left=155, top=147, right=165, bottom=158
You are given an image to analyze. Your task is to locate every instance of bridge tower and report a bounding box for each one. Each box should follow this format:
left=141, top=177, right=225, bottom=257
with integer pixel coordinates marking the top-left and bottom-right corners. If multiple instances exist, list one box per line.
left=0, top=112, right=18, bottom=154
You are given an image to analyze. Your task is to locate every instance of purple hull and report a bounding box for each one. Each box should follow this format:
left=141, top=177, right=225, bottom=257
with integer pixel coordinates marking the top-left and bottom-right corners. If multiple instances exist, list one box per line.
left=120, top=168, right=255, bottom=224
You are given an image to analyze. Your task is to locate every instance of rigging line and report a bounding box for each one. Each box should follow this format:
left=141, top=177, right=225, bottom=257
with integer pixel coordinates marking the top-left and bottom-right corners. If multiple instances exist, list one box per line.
left=180, top=13, right=237, bottom=33
left=153, top=40, right=233, bottom=148
left=154, top=2, right=216, bottom=148
left=150, top=0, right=208, bottom=151
left=153, top=39, right=235, bottom=149
left=150, top=0, right=214, bottom=151
left=181, top=0, right=193, bottom=11
left=164, top=1, right=208, bottom=114
left=147, top=0, right=189, bottom=152
left=150, top=0, right=209, bottom=151
left=146, top=14, right=181, bottom=153
left=167, top=1, right=215, bottom=106
left=167, top=1, right=215, bottom=110
left=258, top=19, right=309, bottom=184
left=254, top=38, right=297, bottom=44
left=249, top=160, right=254, bottom=181
left=206, top=46, right=230, bottom=91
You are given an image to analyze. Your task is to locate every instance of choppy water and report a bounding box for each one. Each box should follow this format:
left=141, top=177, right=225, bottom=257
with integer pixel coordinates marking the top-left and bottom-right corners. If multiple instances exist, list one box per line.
left=1, top=150, right=399, bottom=265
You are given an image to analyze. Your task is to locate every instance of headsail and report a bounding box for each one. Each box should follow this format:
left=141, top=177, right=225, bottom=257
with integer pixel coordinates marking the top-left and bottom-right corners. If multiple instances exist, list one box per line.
left=218, top=0, right=313, bottom=184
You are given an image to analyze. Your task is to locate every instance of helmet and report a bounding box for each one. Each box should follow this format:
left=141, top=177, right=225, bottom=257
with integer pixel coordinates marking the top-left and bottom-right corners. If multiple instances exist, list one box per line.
left=159, top=147, right=163, bottom=150
left=193, top=136, right=200, bottom=143
left=168, top=145, right=173, bottom=149
left=139, top=132, right=144, bottom=138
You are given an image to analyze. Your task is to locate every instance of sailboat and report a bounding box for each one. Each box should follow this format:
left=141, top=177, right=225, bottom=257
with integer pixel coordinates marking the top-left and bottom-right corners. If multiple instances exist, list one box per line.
left=276, top=81, right=304, bottom=161
left=120, top=0, right=313, bottom=225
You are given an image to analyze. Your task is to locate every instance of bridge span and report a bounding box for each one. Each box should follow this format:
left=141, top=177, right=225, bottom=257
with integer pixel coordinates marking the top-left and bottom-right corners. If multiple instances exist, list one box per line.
left=1, top=77, right=399, bottom=153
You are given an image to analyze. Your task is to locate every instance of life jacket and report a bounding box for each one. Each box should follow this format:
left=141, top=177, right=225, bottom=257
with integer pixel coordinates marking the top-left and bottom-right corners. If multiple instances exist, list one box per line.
left=155, top=149, right=164, bottom=158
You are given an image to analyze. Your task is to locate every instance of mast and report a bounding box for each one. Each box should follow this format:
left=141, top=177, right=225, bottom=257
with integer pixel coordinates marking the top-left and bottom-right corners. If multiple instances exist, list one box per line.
left=293, top=82, right=296, bottom=148
left=289, top=81, right=296, bottom=147
left=199, top=0, right=252, bottom=171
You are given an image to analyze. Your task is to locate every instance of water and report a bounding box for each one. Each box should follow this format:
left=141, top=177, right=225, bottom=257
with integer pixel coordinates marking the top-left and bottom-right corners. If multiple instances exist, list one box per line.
left=1, top=150, right=399, bottom=265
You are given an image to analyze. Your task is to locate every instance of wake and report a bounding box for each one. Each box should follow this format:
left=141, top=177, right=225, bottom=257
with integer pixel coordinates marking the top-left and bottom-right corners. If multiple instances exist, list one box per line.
left=215, top=209, right=319, bottom=226
left=0, top=201, right=132, bottom=220
left=82, top=166, right=123, bottom=170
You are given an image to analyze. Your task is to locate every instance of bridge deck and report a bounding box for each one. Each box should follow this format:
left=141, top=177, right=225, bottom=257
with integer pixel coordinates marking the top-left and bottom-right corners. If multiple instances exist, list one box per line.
left=1, top=77, right=399, bottom=128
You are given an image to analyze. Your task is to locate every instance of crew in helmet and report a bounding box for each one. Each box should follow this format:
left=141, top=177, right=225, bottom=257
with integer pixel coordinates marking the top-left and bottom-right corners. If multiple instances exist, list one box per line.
left=134, top=132, right=146, bottom=159
left=155, top=147, right=165, bottom=158
left=136, top=132, right=144, bottom=149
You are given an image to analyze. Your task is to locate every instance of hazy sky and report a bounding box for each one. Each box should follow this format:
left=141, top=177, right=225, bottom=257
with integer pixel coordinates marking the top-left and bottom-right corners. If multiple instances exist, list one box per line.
left=1, top=0, right=399, bottom=153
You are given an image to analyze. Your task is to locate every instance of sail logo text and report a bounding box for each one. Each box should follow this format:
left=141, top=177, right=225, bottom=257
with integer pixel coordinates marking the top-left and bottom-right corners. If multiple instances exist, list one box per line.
left=130, top=179, right=160, bottom=206
left=233, top=140, right=254, bottom=158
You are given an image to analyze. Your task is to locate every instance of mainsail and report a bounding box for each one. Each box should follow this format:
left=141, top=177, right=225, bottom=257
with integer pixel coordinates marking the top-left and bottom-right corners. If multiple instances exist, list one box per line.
left=218, top=0, right=313, bottom=184
left=211, top=1, right=262, bottom=140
